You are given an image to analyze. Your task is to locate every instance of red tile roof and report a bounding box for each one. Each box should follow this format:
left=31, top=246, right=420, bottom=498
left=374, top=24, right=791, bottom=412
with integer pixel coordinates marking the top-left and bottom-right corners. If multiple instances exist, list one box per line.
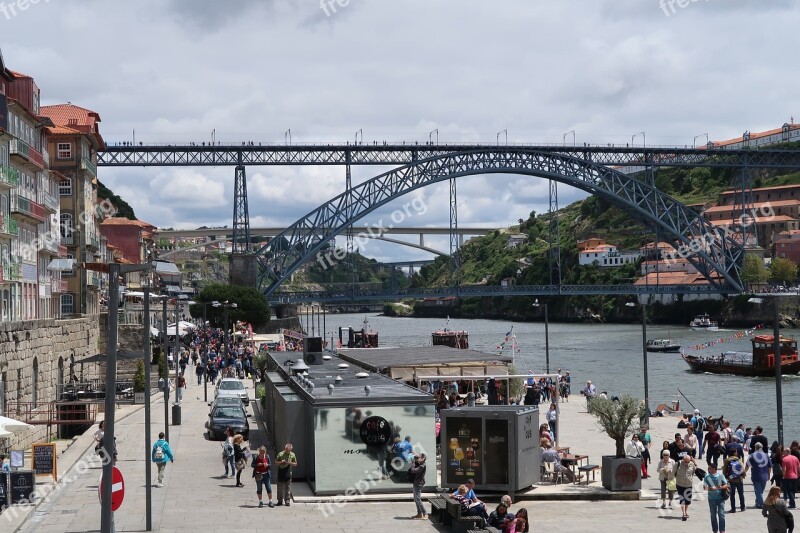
left=40, top=104, right=105, bottom=149
left=704, top=199, right=800, bottom=213
left=720, top=183, right=800, bottom=195
left=101, top=217, right=155, bottom=229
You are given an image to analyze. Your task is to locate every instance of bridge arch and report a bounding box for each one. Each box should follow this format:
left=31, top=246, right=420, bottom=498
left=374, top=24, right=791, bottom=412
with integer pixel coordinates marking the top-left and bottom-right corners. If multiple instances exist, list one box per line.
left=255, top=149, right=744, bottom=296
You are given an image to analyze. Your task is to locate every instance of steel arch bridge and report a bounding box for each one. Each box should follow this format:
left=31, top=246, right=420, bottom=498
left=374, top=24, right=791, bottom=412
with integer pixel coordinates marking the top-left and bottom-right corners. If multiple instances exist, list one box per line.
left=255, top=148, right=746, bottom=297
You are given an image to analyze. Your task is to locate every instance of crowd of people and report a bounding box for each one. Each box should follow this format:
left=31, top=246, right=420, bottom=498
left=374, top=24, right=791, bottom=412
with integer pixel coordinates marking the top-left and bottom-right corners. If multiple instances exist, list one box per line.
left=630, top=407, right=797, bottom=532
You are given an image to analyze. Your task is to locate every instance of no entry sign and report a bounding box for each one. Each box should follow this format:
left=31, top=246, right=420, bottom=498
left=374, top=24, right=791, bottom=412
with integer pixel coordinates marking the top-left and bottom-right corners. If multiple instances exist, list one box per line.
left=99, top=467, right=125, bottom=511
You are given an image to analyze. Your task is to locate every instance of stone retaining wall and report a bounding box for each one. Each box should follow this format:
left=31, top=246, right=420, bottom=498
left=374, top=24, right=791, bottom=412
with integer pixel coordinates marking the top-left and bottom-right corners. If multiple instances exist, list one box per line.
left=0, top=316, right=101, bottom=450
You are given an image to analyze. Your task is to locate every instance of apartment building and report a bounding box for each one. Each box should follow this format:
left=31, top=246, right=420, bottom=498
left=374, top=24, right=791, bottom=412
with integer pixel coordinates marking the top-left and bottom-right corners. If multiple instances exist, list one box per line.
left=39, top=103, right=106, bottom=316
left=100, top=217, right=156, bottom=265
left=0, top=55, right=65, bottom=322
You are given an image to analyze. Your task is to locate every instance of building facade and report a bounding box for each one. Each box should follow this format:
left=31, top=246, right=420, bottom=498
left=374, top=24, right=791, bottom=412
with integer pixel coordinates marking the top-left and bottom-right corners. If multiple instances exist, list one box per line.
left=0, top=56, right=65, bottom=323
left=40, top=103, right=106, bottom=316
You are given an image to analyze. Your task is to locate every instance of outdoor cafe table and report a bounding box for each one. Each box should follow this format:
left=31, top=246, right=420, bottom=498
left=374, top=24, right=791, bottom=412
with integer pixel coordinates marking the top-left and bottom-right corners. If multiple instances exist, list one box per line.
left=561, top=453, right=589, bottom=482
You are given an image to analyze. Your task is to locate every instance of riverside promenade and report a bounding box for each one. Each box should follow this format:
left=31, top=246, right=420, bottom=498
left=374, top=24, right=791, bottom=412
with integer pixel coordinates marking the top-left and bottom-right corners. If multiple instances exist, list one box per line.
left=10, top=380, right=774, bottom=532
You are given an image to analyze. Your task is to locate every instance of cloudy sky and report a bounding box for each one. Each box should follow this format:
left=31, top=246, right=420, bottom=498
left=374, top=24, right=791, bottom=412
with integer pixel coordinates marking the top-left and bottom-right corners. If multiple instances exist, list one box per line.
left=3, top=0, right=799, bottom=262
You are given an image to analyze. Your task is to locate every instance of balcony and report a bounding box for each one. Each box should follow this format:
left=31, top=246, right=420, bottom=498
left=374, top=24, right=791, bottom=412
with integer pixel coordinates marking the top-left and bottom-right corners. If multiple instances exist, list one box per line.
left=41, top=234, right=61, bottom=255
left=85, top=233, right=100, bottom=250
left=10, top=195, right=46, bottom=223
left=0, top=215, right=17, bottom=239
left=9, top=139, right=46, bottom=170
left=61, top=232, right=75, bottom=246
left=1, top=264, right=21, bottom=283
left=87, top=272, right=101, bottom=289
left=0, top=165, right=19, bottom=190
left=41, top=191, right=59, bottom=212
left=53, top=279, right=69, bottom=293
left=80, top=157, right=97, bottom=177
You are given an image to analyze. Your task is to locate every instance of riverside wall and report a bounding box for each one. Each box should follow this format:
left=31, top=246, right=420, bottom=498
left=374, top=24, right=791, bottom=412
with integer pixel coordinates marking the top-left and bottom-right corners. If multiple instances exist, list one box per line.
left=0, top=316, right=102, bottom=449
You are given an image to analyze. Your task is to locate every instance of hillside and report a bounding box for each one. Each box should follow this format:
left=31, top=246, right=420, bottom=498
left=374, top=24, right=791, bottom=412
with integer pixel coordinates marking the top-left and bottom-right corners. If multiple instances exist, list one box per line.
left=98, top=180, right=136, bottom=220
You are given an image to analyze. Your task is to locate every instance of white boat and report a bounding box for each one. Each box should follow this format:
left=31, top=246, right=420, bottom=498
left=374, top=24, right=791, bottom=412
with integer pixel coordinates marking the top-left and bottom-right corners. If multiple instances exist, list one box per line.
left=689, top=313, right=719, bottom=331
left=645, top=339, right=681, bottom=353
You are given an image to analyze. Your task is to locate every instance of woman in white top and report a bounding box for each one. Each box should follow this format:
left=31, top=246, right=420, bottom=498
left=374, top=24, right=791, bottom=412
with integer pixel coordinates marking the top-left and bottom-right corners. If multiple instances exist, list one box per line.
left=657, top=450, right=677, bottom=509
left=625, top=434, right=644, bottom=459
left=684, top=425, right=698, bottom=457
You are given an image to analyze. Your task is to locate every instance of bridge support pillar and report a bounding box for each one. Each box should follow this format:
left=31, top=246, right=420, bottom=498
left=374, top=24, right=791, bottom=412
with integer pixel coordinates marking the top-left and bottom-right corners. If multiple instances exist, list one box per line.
left=230, top=254, right=257, bottom=288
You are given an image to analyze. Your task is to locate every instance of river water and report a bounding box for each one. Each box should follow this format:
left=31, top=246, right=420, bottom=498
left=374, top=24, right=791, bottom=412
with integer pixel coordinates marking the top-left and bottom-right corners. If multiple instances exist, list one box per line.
left=311, top=313, right=800, bottom=442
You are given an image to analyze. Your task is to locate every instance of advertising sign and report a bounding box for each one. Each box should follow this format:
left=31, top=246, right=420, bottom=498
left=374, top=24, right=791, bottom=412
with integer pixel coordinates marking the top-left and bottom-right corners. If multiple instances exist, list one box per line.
left=444, top=417, right=482, bottom=485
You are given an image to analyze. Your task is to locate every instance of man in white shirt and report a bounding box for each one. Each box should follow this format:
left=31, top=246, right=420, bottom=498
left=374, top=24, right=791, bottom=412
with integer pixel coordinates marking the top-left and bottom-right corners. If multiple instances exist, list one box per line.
left=583, top=380, right=597, bottom=398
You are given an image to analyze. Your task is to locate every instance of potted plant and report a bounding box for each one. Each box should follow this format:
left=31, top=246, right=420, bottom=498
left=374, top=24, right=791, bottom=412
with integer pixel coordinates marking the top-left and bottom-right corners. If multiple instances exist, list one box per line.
left=133, top=360, right=146, bottom=404
left=586, top=395, right=644, bottom=491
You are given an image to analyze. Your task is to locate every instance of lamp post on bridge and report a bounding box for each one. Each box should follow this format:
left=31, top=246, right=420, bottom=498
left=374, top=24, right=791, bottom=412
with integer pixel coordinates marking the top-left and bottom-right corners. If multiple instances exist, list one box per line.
left=532, top=299, right=550, bottom=374
left=693, top=133, right=709, bottom=148
left=626, top=300, right=650, bottom=429
left=749, top=296, right=784, bottom=446
left=429, top=129, right=439, bottom=145
left=632, top=131, right=646, bottom=148
left=563, top=130, right=576, bottom=147
left=497, top=129, right=508, bottom=145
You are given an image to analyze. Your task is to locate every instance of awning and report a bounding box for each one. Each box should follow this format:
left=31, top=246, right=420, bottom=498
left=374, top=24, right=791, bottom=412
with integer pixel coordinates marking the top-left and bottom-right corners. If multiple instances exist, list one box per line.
left=166, top=285, right=181, bottom=293
left=47, top=258, right=75, bottom=271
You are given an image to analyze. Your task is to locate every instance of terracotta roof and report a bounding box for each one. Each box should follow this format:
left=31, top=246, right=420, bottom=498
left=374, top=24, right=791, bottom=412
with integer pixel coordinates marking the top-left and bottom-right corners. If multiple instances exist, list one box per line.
left=634, top=271, right=714, bottom=285
left=720, top=183, right=800, bottom=195
left=39, top=104, right=105, bottom=149
left=101, top=217, right=155, bottom=229
left=704, top=200, right=800, bottom=213
left=47, top=125, right=83, bottom=136
left=709, top=215, right=797, bottom=225
left=9, top=70, right=31, bottom=79
left=712, top=124, right=800, bottom=148
left=775, top=238, right=800, bottom=245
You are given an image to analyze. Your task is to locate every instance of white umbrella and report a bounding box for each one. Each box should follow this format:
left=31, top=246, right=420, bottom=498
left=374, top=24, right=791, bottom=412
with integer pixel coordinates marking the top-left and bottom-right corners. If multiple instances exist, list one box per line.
left=0, top=427, right=12, bottom=438
left=0, top=415, right=33, bottom=433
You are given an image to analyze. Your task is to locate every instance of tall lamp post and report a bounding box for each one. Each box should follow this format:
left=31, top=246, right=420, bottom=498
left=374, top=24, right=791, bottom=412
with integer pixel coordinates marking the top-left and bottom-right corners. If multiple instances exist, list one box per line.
left=626, top=301, right=650, bottom=428
left=532, top=299, right=550, bottom=374
left=749, top=296, right=784, bottom=445
left=161, top=297, right=170, bottom=441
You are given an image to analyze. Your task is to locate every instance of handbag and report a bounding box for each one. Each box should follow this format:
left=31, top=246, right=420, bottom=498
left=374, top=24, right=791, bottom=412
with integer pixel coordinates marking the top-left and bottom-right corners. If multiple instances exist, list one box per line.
left=694, top=467, right=706, bottom=481
left=667, top=478, right=677, bottom=492
left=236, top=459, right=246, bottom=471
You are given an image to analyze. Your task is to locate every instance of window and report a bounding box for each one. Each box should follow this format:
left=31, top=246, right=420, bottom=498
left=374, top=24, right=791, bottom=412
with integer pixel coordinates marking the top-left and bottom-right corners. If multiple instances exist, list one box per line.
left=62, top=253, right=74, bottom=275
left=57, top=143, right=72, bottom=160
left=59, top=178, right=72, bottom=196
left=60, top=213, right=73, bottom=239
left=61, top=294, right=74, bottom=315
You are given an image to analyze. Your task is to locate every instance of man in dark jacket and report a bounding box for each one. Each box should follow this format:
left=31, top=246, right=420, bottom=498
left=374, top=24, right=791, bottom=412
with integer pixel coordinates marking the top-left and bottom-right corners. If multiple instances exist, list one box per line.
left=409, top=453, right=427, bottom=520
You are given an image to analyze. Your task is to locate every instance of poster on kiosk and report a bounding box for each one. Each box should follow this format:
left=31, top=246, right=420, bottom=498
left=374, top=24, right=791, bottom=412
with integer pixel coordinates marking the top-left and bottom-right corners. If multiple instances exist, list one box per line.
left=445, top=417, right=482, bottom=485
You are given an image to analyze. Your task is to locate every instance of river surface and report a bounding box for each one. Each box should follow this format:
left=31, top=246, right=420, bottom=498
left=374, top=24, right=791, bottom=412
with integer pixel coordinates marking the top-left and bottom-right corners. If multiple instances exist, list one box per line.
left=306, top=313, right=800, bottom=442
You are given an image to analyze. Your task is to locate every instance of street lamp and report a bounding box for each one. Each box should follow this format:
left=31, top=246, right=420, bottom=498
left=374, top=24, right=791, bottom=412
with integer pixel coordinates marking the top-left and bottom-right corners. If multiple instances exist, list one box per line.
left=497, top=129, right=508, bottom=145
left=532, top=299, right=550, bottom=374
left=748, top=296, right=784, bottom=445
left=626, top=301, right=650, bottom=428
left=693, top=133, right=709, bottom=148
left=632, top=131, right=646, bottom=148
left=429, top=128, right=439, bottom=145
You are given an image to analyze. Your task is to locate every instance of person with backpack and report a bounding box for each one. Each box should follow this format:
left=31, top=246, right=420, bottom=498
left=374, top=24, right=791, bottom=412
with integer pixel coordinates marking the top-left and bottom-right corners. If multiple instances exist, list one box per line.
left=251, top=445, right=275, bottom=508
left=702, top=463, right=729, bottom=533
left=151, top=432, right=174, bottom=488
left=409, top=453, right=427, bottom=520
left=691, top=409, right=707, bottom=459
left=724, top=449, right=746, bottom=512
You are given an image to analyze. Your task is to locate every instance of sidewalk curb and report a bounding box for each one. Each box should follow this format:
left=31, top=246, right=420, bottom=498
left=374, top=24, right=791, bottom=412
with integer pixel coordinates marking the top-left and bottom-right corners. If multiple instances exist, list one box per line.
left=9, top=392, right=164, bottom=533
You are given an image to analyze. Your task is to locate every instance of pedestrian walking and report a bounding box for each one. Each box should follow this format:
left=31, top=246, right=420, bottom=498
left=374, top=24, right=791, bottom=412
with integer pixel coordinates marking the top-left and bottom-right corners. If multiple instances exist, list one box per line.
left=703, top=463, right=729, bottom=533
left=546, top=402, right=558, bottom=443
left=657, top=450, right=676, bottom=510
left=673, top=454, right=696, bottom=521
left=176, top=374, right=186, bottom=403
left=763, top=486, right=793, bottom=533
left=745, top=442, right=772, bottom=508
left=151, top=432, right=174, bottom=488
left=781, top=447, right=799, bottom=509
left=409, top=452, right=427, bottom=519
left=93, top=421, right=104, bottom=454
left=195, top=361, right=204, bottom=386
left=251, top=445, right=274, bottom=508
left=233, top=434, right=249, bottom=487
left=723, top=449, right=745, bottom=512
left=691, top=409, right=707, bottom=459
left=222, top=427, right=236, bottom=478
left=275, top=443, right=297, bottom=506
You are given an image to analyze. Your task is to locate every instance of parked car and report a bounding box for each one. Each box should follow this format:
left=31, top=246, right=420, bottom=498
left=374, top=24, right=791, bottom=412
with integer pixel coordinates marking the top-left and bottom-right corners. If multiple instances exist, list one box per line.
left=215, top=378, right=249, bottom=405
left=206, top=404, right=249, bottom=440
left=209, top=396, right=248, bottom=418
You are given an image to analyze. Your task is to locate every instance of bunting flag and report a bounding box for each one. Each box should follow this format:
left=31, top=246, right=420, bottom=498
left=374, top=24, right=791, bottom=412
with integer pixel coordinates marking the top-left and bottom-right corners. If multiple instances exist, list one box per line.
left=495, top=326, right=521, bottom=354
left=686, top=324, right=765, bottom=351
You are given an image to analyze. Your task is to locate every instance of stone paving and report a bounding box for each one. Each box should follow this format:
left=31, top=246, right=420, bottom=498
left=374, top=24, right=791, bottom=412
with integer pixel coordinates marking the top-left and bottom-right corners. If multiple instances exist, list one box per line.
left=9, top=379, right=778, bottom=532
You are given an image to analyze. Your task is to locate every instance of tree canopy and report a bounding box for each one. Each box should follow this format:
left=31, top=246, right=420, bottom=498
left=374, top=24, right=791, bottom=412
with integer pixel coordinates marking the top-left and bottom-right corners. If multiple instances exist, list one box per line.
left=190, top=283, right=270, bottom=330
left=586, top=395, right=644, bottom=458
left=770, top=257, right=798, bottom=286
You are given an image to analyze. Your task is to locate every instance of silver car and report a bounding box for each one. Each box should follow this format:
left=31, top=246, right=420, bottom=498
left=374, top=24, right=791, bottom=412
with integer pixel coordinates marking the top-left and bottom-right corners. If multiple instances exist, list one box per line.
left=215, top=378, right=249, bottom=405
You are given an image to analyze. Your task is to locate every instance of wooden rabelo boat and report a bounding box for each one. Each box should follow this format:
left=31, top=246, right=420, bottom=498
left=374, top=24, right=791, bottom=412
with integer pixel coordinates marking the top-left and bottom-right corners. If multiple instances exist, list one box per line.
left=682, top=334, right=800, bottom=376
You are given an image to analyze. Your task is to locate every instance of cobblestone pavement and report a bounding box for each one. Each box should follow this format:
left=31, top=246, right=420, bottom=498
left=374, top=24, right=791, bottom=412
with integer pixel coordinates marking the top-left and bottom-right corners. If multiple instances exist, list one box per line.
left=12, top=380, right=775, bottom=532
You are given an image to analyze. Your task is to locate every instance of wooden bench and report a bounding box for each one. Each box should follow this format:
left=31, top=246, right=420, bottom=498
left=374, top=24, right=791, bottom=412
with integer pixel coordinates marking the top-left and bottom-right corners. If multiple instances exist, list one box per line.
left=445, top=499, right=485, bottom=533
left=577, top=464, right=601, bottom=485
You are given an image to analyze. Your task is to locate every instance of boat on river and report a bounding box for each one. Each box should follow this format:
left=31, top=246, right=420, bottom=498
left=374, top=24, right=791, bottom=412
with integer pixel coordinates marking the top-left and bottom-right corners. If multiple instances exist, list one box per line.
left=646, top=339, right=681, bottom=353
left=682, top=334, right=800, bottom=376
left=689, top=313, right=719, bottom=331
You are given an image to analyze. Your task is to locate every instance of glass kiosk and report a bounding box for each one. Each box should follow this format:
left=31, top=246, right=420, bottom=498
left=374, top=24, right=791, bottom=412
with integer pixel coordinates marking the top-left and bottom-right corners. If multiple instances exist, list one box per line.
left=440, top=406, right=539, bottom=492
